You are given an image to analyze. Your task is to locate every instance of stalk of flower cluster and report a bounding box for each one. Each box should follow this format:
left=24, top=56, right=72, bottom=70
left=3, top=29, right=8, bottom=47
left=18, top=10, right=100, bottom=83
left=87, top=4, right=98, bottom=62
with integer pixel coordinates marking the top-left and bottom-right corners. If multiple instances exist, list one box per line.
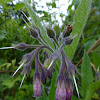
left=12, top=46, right=48, bottom=77
left=0, top=42, right=42, bottom=51
left=37, top=58, right=47, bottom=85
left=22, top=12, right=48, bottom=46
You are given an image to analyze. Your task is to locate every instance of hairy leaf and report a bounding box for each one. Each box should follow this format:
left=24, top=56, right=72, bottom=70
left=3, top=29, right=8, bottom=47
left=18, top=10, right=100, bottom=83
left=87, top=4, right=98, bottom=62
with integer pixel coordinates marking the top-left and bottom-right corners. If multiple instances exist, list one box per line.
left=85, top=80, right=100, bottom=100
left=81, top=50, right=93, bottom=98
left=64, top=0, right=92, bottom=60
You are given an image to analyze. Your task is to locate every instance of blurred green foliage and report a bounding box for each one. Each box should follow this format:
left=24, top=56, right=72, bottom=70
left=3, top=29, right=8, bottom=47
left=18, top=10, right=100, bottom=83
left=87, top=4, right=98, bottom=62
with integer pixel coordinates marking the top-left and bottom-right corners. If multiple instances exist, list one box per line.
left=0, top=0, right=100, bottom=100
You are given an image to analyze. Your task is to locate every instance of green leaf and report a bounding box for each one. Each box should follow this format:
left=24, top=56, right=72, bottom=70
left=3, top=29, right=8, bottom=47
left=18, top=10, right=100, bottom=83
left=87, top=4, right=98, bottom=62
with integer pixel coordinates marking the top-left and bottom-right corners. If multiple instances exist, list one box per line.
left=72, top=95, right=81, bottom=100
left=84, top=39, right=96, bottom=51
left=2, top=77, right=20, bottom=89
left=11, top=58, right=16, bottom=67
left=92, top=93, right=100, bottom=99
left=0, top=63, right=11, bottom=69
left=85, top=80, right=100, bottom=100
left=14, top=3, right=24, bottom=10
left=64, top=0, right=92, bottom=60
left=52, top=2, right=56, bottom=8
left=0, top=0, right=11, bottom=4
left=23, top=0, right=54, bottom=50
left=81, top=50, right=93, bottom=98
left=48, top=71, right=58, bottom=100
left=6, top=63, right=11, bottom=69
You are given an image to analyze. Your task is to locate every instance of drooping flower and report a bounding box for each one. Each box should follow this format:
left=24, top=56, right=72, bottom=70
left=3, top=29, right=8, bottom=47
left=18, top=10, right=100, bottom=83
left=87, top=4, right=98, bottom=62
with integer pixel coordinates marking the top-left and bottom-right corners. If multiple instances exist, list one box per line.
left=12, top=51, right=34, bottom=77
left=47, top=52, right=60, bottom=70
left=19, top=61, right=32, bottom=90
left=22, top=61, right=31, bottom=76
left=33, top=71, right=42, bottom=98
left=55, top=75, right=66, bottom=100
left=55, top=51, right=74, bottom=100
left=0, top=42, right=28, bottom=51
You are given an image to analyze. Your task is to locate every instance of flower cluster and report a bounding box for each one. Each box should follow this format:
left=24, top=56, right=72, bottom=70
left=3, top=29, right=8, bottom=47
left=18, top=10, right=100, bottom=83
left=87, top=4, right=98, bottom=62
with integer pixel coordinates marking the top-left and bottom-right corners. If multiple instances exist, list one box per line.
left=0, top=13, right=80, bottom=100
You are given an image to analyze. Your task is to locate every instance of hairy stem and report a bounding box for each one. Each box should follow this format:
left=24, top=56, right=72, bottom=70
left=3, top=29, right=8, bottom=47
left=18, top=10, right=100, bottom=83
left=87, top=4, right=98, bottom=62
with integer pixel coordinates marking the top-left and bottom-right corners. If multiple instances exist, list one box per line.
left=53, top=38, right=59, bottom=47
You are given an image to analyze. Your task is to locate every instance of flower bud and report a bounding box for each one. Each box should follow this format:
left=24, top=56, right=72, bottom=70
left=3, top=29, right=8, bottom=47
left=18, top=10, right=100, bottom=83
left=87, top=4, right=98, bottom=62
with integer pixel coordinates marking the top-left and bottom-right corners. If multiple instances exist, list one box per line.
left=64, top=37, right=73, bottom=45
left=53, top=24, right=60, bottom=39
left=47, top=70, right=52, bottom=79
left=63, top=25, right=73, bottom=37
left=14, top=42, right=28, bottom=51
left=51, top=52, right=60, bottom=61
left=68, top=61, right=80, bottom=76
left=69, top=63, right=76, bottom=76
left=22, top=62, right=31, bottom=76
left=33, top=71, right=42, bottom=98
left=31, top=24, right=41, bottom=35
left=41, top=69, right=47, bottom=85
left=20, top=50, right=35, bottom=64
left=46, top=27, right=56, bottom=39
left=67, top=25, right=73, bottom=34
left=42, top=51, right=49, bottom=59
left=12, top=51, right=34, bottom=77
left=30, top=27, right=39, bottom=38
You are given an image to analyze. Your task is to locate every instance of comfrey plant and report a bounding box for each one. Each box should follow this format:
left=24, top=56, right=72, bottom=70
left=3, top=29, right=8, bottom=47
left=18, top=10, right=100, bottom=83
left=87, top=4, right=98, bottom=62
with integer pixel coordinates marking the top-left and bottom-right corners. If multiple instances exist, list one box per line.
left=0, top=13, right=80, bottom=100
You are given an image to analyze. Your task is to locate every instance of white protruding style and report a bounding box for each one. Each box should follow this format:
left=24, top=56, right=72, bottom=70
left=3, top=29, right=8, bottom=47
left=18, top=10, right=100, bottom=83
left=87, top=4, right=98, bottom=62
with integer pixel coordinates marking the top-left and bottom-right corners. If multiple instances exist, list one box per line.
left=21, top=16, right=30, bottom=28
left=72, top=34, right=78, bottom=39
left=19, top=74, right=26, bottom=90
left=0, top=47, right=14, bottom=49
left=22, top=11, right=32, bottom=25
left=47, top=60, right=54, bottom=70
left=12, top=62, right=24, bottom=77
left=73, top=75, right=80, bottom=98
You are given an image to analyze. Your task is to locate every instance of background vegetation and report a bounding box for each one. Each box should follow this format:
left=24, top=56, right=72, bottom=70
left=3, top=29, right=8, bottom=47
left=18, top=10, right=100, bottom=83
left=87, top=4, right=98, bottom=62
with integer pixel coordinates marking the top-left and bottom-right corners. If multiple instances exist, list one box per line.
left=0, top=0, right=100, bottom=100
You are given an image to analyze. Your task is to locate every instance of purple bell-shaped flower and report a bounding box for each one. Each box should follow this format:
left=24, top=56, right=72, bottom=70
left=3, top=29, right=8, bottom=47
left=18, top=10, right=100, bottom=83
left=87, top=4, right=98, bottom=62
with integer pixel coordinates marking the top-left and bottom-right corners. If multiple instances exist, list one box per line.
left=33, top=71, right=42, bottom=98
left=55, top=74, right=66, bottom=100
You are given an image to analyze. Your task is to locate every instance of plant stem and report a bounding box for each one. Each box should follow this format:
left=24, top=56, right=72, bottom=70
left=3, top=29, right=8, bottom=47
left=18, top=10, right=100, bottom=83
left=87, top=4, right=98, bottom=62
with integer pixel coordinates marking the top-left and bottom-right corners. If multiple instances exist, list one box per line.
left=37, top=37, right=46, bottom=46
left=53, top=38, right=59, bottom=47
left=76, top=38, right=100, bottom=67
left=90, top=62, right=97, bottom=72
left=27, top=45, right=42, bottom=48
left=40, top=34, right=48, bottom=45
